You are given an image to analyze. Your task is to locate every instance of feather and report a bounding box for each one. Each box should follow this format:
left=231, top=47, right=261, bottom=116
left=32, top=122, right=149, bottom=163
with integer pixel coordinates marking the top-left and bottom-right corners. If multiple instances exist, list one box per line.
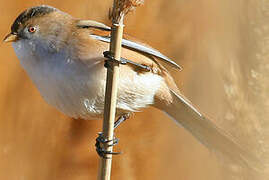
left=76, top=20, right=111, bottom=31
left=160, top=90, right=263, bottom=171
left=76, top=19, right=181, bottom=70
left=90, top=34, right=182, bottom=70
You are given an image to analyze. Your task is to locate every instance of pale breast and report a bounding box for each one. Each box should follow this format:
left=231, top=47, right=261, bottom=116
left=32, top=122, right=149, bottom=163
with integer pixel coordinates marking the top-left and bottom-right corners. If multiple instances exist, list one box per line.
left=12, top=40, right=106, bottom=119
left=12, top=40, right=164, bottom=119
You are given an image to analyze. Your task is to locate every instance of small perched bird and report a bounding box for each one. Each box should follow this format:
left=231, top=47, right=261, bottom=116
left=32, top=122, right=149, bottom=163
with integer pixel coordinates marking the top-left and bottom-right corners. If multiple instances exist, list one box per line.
left=4, top=5, right=259, bottom=167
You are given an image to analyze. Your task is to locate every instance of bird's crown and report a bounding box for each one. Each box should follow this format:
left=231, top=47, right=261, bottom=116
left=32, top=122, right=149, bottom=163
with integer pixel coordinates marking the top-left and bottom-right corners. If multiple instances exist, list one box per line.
left=11, top=5, right=57, bottom=34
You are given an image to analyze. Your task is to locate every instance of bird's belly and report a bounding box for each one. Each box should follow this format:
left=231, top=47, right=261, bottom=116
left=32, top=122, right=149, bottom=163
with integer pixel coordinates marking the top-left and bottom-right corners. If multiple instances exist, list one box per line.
left=31, top=62, right=107, bottom=119
left=30, top=64, right=163, bottom=120
left=13, top=41, right=163, bottom=119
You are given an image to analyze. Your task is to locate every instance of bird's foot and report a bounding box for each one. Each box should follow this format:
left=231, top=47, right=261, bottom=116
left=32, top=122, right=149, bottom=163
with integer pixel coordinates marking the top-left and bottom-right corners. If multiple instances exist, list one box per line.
left=103, top=51, right=150, bottom=72
left=95, top=113, right=131, bottom=158
left=95, top=133, right=121, bottom=159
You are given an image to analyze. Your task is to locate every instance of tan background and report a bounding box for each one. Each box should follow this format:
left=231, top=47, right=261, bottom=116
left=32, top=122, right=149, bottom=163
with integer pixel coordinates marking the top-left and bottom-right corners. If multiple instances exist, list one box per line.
left=0, top=0, right=268, bottom=179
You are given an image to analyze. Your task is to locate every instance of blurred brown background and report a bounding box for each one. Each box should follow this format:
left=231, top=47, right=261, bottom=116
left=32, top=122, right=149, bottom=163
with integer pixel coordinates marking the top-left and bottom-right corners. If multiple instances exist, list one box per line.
left=0, top=0, right=268, bottom=179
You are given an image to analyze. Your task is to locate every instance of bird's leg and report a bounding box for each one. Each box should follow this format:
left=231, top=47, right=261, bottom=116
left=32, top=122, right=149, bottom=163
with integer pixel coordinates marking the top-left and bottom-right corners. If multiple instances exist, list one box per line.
left=114, top=113, right=131, bottom=129
left=95, top=113, right=131, bottom=158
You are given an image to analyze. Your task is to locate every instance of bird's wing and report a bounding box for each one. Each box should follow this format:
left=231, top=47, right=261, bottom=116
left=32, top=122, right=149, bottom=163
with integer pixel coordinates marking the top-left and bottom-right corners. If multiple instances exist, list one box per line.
left=76, top=20, right=111, bottom=31
left=76, top=20, right=182, bottom=70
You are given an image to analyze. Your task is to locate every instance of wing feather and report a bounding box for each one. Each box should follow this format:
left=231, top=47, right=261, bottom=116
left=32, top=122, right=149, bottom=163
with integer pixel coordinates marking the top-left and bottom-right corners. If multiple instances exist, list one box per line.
left=90, top=34, right=182, bottom=70
left=76, top=20, right=182, bottom=70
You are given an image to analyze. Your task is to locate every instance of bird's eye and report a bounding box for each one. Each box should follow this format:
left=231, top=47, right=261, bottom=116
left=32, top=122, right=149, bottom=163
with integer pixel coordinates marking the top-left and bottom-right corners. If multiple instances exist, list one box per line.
left=28, top=26, right=36, bottom=33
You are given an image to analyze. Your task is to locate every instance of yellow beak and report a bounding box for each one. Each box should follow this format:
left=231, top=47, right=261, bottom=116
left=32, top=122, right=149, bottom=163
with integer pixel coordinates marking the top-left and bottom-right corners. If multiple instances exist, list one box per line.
left=3, top=33, right=18, bottom=43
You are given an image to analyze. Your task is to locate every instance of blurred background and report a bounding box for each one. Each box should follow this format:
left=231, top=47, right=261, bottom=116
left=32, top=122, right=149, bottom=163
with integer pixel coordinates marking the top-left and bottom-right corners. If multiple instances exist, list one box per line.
left=0, top=0, right=268, bottom=179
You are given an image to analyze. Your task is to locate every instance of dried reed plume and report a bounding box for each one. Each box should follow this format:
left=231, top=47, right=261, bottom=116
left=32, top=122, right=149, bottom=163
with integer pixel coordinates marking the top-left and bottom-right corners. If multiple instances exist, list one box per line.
left=110, top=0, right=144, bottom=23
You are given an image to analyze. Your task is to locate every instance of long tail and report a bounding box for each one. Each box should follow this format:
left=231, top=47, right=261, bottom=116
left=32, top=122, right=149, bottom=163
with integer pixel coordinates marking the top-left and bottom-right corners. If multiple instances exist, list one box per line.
left=161, top=90, right=262, bottom=171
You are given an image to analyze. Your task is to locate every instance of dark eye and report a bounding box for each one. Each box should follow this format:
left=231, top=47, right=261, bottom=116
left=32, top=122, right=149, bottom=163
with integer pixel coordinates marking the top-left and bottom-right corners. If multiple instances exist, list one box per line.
left=28, top=26, right=36, bottom=33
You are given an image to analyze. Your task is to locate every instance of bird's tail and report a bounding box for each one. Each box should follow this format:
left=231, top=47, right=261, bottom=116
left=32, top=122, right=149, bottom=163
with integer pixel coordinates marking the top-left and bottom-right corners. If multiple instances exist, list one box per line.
left=160, top=90, right=263, bottom=171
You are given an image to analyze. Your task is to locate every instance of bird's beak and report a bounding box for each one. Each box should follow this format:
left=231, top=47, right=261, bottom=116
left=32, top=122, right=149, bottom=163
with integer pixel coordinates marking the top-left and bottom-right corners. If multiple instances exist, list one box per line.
left=3, top=33, right=18, bottom=43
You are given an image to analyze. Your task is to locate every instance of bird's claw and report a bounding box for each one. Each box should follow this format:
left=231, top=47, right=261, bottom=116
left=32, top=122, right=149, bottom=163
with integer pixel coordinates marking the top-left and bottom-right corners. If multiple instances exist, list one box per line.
left=95, top=114, right=130, bottom=158
left=95, top=133, right=121, bottom=159
left=103, top=51, right=150, bottom=72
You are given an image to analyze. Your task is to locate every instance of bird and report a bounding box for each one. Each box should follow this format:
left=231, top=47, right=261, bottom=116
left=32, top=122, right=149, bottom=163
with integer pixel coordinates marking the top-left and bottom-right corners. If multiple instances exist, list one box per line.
left=3, top=5, right=260, bottom=168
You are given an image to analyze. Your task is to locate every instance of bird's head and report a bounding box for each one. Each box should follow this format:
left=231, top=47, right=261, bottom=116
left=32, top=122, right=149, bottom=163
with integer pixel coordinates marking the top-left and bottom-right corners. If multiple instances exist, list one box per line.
left=4, top=5, right=72, bottom=53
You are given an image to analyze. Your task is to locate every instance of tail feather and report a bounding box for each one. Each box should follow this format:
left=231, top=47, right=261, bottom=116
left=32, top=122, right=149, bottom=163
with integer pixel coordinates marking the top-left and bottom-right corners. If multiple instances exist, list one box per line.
left=162, top=90, right=263, bottom=171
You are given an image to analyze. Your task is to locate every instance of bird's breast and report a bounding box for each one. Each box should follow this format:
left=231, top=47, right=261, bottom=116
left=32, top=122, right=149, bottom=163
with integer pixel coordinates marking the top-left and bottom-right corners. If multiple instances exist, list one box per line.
left=13, top=40, right=107, bottom=119
left=12, top=40, right=164, bottom=119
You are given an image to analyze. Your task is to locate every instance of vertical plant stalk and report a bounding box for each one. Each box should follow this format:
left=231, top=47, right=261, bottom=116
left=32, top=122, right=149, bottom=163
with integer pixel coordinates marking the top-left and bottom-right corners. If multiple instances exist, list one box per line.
left=97, top=4, right=124, bottom=180
left=97, top=1, right=144, bottom=180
